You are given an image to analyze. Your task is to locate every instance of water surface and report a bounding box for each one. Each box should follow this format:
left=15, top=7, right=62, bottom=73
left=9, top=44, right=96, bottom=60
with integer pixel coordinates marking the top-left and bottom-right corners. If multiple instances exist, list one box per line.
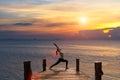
left=0, top=40, right=120, bottom=80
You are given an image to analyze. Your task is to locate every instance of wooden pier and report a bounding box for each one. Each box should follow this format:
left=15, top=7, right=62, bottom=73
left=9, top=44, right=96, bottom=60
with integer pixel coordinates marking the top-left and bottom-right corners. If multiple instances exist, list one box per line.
left=24, top=60, right=103, bottom=80
left=32, top=68, right=92, bottom=80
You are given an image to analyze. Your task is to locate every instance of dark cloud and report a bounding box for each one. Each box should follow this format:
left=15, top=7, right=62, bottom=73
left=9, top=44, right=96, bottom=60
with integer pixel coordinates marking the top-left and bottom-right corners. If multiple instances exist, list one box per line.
left=33, top=18, right=76, bottom=27
left=13, top=22, right=32, bottom=26
left=110, top=27, right=120, bottom=39
left=77, top=30, right=106, bottom=39
left=0, top=24, right=6, bottom=27
left=45, top=22, right=75, bottom=27
left=45, top=23, right=65, bottom=27
left=0, top=22, right=33, bottom=28
left=77, top=27, right=120, bottom=40
left=0, top=30, right=70, bottom=40
left=0, top=27, right=120, bottom=40
left=0, top=30, right=16, bottom=34
left=1, top=18, right=73, bottom=28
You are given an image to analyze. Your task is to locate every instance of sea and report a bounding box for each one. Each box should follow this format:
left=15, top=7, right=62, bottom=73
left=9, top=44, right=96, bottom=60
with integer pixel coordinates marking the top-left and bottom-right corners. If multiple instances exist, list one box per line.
left=0, top=40, right=120, bottom=80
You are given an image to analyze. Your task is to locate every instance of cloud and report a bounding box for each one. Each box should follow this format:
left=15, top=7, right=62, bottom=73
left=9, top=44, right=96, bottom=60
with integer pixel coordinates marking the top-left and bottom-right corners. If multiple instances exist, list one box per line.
left=0, top=0, right=69, bottom=7
left=0, top=27, right=120, bottom=40
left=0, top=30, right=71, bottom=40
left=0, top=24, right=6, bottom=27
left=45, top=23, right=66, bottom=27
left=110, top=27, right=120, bottom=39
left=0, top=10, right=20, bottom=19
left=0, top=22, right=33, bottom=28
left=48, top=2, right=86, bottom=12
left=0, top=18, right=77, bottom=33
left=31, top=18, right=77, bottom=28
left=13, top=22, right=32, bottom=26
left=0, top=0, right=49, bottom=5
left=77, top=30, right=106, bottom=39
left=44, top=22, right=76, bottom=27
left=77, top=27, right=120, bottom=40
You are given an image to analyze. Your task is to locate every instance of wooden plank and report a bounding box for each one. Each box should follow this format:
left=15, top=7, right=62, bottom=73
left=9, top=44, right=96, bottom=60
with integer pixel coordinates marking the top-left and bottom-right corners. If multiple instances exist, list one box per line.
left=32, top=68, right=92, bottom=80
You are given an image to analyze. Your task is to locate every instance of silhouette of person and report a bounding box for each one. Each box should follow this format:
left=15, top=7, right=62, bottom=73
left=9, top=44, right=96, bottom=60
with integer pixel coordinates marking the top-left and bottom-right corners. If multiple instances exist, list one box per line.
left=49, top=43, right=68, bottom=70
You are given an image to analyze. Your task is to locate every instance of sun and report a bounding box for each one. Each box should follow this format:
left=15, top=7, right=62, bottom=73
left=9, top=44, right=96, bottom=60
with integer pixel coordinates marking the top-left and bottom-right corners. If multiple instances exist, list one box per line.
left=79, top=17, right=88, bottom=24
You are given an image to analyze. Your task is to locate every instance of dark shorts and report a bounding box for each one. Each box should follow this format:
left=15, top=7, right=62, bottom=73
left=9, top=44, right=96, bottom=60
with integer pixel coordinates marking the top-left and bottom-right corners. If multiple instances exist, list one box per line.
left=58, top=58, right=68, bottom=62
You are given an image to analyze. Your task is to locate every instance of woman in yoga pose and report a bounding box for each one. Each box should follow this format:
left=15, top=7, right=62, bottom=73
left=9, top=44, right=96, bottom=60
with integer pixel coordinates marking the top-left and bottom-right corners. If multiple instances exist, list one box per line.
left=49, top=43, right=68, bottom=70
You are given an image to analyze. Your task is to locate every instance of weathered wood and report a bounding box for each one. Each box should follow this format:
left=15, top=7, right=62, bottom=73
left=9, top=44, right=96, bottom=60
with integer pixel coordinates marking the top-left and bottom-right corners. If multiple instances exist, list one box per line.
left=43, top=59, right=47, bottom=71
left=32, top=68, right=92, bottom=80
left=95, top=61, right=104, bottom=80
left=76, top=59, right=80, bottom=72
left=24, top=61, right=32, bottom=80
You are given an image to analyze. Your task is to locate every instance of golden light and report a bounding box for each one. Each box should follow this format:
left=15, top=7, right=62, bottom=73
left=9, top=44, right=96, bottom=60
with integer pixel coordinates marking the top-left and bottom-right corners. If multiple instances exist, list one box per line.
left=103, top=29, right=110, bottom=34
left=79, top=17, right=88, bottom=24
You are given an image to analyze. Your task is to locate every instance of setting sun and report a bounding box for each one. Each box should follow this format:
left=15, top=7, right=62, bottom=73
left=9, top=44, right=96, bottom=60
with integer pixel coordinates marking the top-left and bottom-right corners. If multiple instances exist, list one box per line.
left=79, top=17, right=88, bottom=24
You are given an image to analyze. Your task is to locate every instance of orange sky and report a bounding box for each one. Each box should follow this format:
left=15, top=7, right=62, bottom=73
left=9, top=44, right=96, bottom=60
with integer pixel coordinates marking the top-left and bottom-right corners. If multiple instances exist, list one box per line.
left=0, top=0, right=120, bottom=35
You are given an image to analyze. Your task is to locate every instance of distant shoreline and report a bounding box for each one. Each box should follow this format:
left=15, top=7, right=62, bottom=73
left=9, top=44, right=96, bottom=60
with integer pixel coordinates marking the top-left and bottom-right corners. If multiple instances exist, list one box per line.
left=0, top=39, right=120, bottom=41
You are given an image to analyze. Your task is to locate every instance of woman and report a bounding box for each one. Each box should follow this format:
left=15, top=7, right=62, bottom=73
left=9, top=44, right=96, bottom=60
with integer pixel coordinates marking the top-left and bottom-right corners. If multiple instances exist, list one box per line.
left=49, top=43, right=68, bottom=70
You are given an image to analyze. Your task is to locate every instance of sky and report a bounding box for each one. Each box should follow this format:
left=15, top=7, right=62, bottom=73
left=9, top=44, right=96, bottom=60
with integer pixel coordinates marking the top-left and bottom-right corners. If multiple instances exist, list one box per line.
left=0, top=0, right=120, bottom=39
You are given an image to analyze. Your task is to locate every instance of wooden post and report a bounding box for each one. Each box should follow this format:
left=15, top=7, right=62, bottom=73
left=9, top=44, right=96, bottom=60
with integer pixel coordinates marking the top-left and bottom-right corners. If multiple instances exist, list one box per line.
left=24, top=61, right=32, bottom=80
left=76, top=59, right=80, bottom=72
left=43, top=59, right=46, bottom=71
left=95, top=61, right=104, bottom=80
